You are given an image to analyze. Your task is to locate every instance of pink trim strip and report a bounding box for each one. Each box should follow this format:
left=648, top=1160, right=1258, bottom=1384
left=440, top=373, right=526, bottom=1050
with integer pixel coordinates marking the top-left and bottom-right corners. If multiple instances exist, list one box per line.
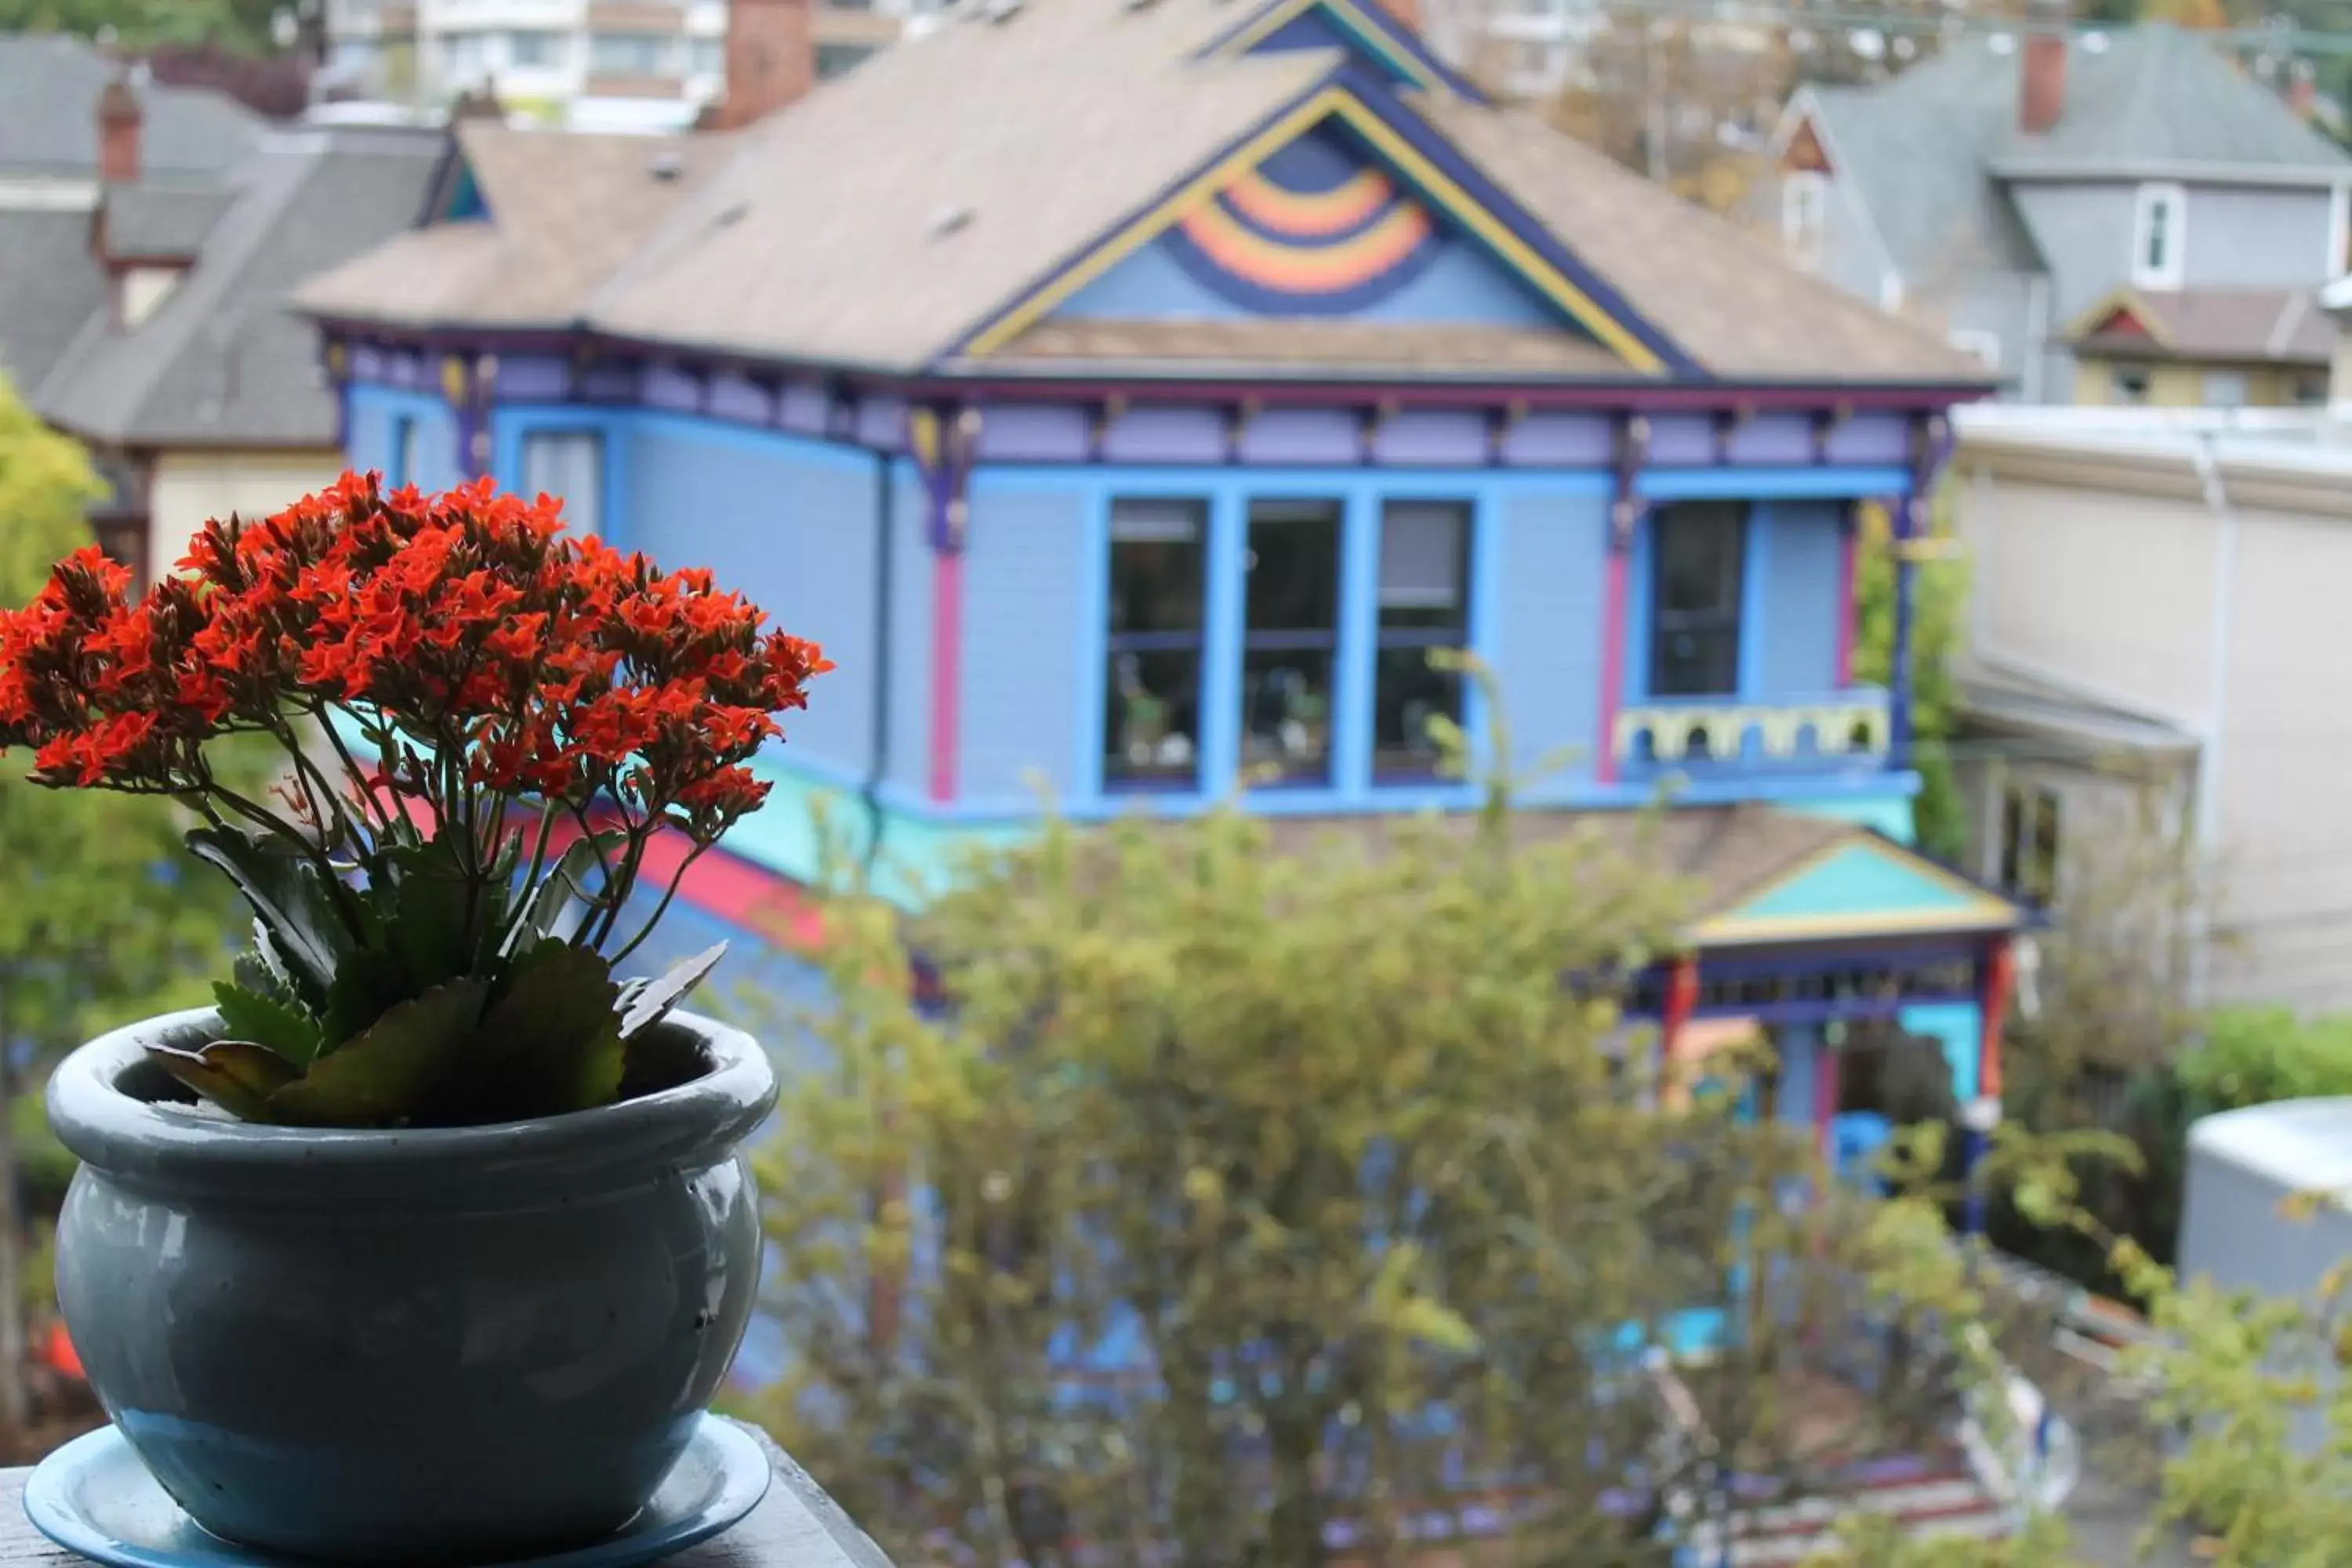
left=1595, top=547, right=1630, bottom=785
left=1813, top=1037, right=1839, bottom=1153
left=929, top=548, right=963, bottom=802
left=1832, top=516, right=1859, bottom=688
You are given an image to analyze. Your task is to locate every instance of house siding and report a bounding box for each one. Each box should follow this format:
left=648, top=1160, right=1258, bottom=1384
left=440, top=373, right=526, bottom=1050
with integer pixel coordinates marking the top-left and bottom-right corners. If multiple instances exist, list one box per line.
left=147, top=448, right=347, bottom=587
left=885, top=459, right=935, bottom=804
left=2180, top=185, right=2336, bottom=290
left=957, top=485, right=1087, bottom=805
left=622, top=416, right=880, bottom=782
left=1493, top=488, right=1607, bottom=790
left=1759, top=500, right=1844, bottom=698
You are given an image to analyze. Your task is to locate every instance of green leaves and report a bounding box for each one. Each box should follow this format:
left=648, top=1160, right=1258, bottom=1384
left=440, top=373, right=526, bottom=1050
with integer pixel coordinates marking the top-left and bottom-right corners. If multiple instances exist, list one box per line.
left=437, top=941, right=623, bottom=1124
left=263, top=979, right=490, bottom=1127
left=212, top=980, right=324, bottom=1068
left=185, top=827, right=352, bottom=1011
left=147, top=1040, right=302, bottom=1122
left=620, top=942, right=726, bottom=1040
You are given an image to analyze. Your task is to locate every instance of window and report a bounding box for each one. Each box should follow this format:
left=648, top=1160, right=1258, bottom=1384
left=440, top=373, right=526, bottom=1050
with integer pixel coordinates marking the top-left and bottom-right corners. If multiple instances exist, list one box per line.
left=1998, top=782, right=2062, bottom=904
left=1374, top=501, right=1471, bottom=779
left=1241, top=499, right=1341, bottom=786
left=689, top=34, right=723, bottom=75
left=506, top=29, right=562, bottom=67
left=1781, top=170, right=1828, bottom=265
left=1103, top=498, right=1206, bottom=790
left=521, top=430, right=604, bottom=538
left=441, top=28, right=487, bottom=82
left=2201, top=368, right=2249, bottom=408
left=590, top=31, right=672, bottom=75
left=2295, top=370, right=2330, bottom=406
left=2130, top=182, right=2185, bottom=289
left=2111, top=366, right=2151, bottom=405
left=815, top=42, right=875, bottom=78
left=390, top=414, right=420, bottom=488
left=1648, top=503, right=1745, bottom=700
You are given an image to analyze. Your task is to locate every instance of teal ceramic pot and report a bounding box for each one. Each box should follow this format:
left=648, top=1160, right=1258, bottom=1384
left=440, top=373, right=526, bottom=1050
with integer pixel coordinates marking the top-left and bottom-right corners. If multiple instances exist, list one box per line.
left=45, top=1007, right=775, bottom=1566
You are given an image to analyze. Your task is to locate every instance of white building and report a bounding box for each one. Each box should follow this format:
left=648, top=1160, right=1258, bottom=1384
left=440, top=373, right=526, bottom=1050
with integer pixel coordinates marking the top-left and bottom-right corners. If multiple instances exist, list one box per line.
left=321, top=0, right=945, bottom=129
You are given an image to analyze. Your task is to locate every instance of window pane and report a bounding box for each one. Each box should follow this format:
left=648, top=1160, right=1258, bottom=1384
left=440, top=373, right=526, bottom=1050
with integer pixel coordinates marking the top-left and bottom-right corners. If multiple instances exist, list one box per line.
left=1241, top=648, right=1332, bottom=785
left=1650, top=503, right=1745, bottom=699
left=1106, top=649, right=1200, bottom=786
left=393, top=416, right=420, bottom=488
left=1374, top=645, right=1459, bottom=775
left=1378, top=501, right=1467, bottom=630
left=523, top=431, right=603, bottom=537
left=1246, top=499, right=1341, bottom=633
left=1109, top=499, right=1203, bottom=635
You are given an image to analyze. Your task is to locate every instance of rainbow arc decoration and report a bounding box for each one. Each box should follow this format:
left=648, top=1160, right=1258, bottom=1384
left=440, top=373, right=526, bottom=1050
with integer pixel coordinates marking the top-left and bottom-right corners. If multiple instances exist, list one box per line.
left=1166, top=146, right=1444, bottom=313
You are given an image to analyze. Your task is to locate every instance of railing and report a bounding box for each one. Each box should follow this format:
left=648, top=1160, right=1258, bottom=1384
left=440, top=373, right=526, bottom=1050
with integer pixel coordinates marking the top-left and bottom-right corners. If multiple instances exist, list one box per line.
left=1611, top=690, right=1891, bottom=775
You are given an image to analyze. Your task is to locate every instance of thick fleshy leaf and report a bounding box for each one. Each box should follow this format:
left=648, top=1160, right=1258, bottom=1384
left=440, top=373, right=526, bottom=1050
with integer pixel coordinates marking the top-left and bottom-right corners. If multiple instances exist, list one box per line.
left=510, top=833, right=622, bottom=953
left=212, top=981, right=325, bottom=1067
left=185, top=828, right=350, bottom=1010
left=318, top=945, right=416, bottom=1054
left=619, top=942, right=727, bottom=1040
left=376, top=839, right=480, bottom=994
left=434, top=941, right=623, bottom=1123
left=267, top=979, right=489, bottom=1127
left=148, top=1040, right=303, bottom=1123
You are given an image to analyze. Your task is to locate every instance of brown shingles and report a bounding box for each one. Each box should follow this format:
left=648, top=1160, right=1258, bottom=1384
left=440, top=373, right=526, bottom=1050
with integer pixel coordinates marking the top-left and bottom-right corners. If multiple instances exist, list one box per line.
left=992, top=317, right=1635, bottom=376
left=2072, top=287, right=2337, bottom=367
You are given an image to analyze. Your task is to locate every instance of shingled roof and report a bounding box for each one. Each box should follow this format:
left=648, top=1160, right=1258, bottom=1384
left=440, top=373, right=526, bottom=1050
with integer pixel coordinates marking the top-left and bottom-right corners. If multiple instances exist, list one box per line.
left=299, top=0, right=1984, bottom=389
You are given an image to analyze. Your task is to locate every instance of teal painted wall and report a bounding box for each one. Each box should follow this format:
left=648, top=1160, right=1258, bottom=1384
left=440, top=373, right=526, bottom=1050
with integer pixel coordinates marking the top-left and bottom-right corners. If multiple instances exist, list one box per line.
left=1734, top=843, right=1983, bottom=923
left=1902, top=1001, right=1983, bottom=1103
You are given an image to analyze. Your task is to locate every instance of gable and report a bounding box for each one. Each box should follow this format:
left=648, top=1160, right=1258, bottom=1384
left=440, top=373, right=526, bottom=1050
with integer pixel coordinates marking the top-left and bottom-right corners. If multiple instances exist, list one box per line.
left=1779, top=115, right=1833, bottom=176
left=2067, top=289, right=2170, bottom=349
left=1210, top=0, right=1471, bottom=96
left=1053, top=122, right=1562, bottom=327
left=962, top=89, right=1674, bottom=372
left=1694, top=840, right=2019, bottom=946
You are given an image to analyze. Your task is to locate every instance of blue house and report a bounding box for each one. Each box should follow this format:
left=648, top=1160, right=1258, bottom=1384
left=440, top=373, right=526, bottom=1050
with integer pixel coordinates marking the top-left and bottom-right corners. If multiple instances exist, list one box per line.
left=297, top=0, right=2021, bottom=1166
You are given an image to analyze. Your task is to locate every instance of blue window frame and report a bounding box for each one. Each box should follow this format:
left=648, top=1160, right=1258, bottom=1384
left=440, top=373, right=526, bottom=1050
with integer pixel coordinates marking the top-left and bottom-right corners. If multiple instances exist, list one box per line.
left=1372, top=499, right=1472, bottom=779
left=1649, top=501, right=1746, bottom=699
left=1240, top=497, right=1342, bottom=787
left=521, top=429, right=605, bottom=537
left=1103, top=496, right=1207, bottom=790
left=390, top=414, right=419, bottom=488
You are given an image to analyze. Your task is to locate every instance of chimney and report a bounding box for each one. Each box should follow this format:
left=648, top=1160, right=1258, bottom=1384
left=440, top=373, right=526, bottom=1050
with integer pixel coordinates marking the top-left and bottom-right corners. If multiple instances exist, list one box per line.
left=1372, top=0, right=1421, bottom=27
left=2020, top=1, right=2067, bottom=136
left=97, top=71, right=141, bottom=184
left=2289, top=59, right=2318, bottom=119
left=708, top=0, right=813, bottom=132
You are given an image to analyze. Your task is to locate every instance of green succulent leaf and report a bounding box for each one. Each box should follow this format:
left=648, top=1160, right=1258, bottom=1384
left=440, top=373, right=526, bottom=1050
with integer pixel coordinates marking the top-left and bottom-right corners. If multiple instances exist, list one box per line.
left=375, top=837, right=484, bottom=995
left=512, top=833, right=624, bottom=952
left=437, top=939, right=625, bottom=1123
left=619, top=942, right=727, bottom=1040
left=266, top=978, right=490, bottom=1127
left=185, top=828, right=350, bottom=1011
left=147, top=1040, right=303, bottom=1122
left=318, top=945, right=418, bottom=1054
left=212, top=981, right=325, bottom=1068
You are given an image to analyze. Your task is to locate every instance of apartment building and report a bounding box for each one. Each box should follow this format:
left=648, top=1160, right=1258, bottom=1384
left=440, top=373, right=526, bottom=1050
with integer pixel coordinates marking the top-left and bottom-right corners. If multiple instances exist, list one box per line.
left=321, top=0, right=942, bottom=129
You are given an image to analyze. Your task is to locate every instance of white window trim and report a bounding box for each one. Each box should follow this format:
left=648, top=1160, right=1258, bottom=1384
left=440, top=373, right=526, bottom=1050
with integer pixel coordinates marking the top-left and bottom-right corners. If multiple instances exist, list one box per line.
left=1781, top=169, right=1828, bottom=265
left=2130, top=181, right=2187, bottom=290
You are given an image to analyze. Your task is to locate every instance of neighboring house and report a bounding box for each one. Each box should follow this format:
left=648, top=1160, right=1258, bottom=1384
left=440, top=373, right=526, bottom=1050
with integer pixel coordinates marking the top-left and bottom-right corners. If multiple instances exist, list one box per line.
left=319, top=0, right=944, bottom=131
left=1759, top=23, right=2352, bottom=405
left=303, top=0, right=2028, bottom=1209
left=0, top=34, right=442, bottom=583
left=1951, top=374, right=2352, bottom=1008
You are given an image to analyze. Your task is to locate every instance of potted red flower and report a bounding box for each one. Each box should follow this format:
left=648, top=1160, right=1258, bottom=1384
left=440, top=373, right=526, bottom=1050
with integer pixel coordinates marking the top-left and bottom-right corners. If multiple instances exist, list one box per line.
left=2, top=474, right=829, bottom=1566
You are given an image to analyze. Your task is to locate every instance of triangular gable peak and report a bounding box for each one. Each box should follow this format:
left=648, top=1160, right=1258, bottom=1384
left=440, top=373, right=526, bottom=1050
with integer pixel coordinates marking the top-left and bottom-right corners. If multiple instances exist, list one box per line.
left=1694, top=837, right=2020, bottom=947
left=1204, top=0, right=1484, bottom=98
left=2067, top=289, right=2170, bottom=347
left=958, top=84, right=1686, bottom=375
left=1779, top=114, right=1833, bottom=176
left=420, top=143, right=492, bottom=226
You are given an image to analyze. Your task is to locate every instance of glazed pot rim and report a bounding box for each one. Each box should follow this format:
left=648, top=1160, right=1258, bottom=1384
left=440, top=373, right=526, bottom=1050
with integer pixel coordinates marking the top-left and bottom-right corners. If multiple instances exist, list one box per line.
left=46, top=1006, right=775, bottom=1207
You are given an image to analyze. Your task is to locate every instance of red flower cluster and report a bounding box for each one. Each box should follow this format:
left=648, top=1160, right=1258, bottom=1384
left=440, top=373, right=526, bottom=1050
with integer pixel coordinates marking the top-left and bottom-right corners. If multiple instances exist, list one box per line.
left=0, top=473, right=832, bottom=846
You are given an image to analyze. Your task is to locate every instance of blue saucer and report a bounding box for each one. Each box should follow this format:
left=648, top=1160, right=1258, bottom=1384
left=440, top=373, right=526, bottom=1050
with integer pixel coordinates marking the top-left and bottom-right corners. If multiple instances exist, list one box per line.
left=24, top=1415, right=772, bottom=1568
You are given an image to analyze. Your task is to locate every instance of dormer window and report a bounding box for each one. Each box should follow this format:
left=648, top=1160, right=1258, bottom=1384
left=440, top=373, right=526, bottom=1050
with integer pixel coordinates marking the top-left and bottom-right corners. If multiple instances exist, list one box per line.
left=1782, top=170, right=1828, bottom=268
left=2131, top=183, right=2186, bottom=289
left=114, top=264, right=185, bottom=330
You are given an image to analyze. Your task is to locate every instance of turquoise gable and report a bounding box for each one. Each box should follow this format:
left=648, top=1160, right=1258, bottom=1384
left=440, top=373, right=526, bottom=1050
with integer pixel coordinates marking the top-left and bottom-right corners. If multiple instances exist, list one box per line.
left=1051, top=122, right=1579, bottom=331
left=1735, top=843, right=1982, bottom=923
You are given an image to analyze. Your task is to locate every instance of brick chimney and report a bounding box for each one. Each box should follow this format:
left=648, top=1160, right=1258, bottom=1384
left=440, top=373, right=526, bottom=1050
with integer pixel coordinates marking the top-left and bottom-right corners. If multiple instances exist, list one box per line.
left=2020, top=2, right=2067, bottom=136
left=1371, top=0, right=1421, bottom=27
left=708, top=0, right=813, bottom=132
left=2289, top=59, right=2318, bottom=119
left=97, top=71, right=141, bottom=184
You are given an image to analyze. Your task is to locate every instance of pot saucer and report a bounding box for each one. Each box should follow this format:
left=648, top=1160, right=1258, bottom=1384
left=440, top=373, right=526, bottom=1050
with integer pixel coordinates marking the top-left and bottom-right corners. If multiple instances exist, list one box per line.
left=24, top=1414, right=772, bottom=1568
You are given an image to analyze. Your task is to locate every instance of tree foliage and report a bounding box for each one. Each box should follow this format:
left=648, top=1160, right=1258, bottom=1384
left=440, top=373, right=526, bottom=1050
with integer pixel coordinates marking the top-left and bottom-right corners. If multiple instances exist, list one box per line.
left=0, top=0, right=278, bottom=53
left=1853, top=492, right=1968, bottom=862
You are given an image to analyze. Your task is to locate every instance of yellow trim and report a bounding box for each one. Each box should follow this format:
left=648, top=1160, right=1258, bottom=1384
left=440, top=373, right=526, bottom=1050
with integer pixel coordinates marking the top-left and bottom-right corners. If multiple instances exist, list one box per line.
left=1214, top=0, right=1438, bottom=90
left=960, top=87, right=1667, bottom=373
left=1689, top=837, right=2022, bottom=948
left=2063, top=285, right=2175, bottom=350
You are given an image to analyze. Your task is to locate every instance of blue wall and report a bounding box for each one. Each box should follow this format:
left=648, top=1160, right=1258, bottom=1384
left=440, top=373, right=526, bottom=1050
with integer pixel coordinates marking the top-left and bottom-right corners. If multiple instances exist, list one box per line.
left=1758, top=501, right=1844, bottom=698
left=347, top=384, right=459, bottom=492
left=960, top=484, right=1088, bottom=804
left=619, top=414, right=882, bottom=783
left=884, top=460, right=934, bottom=804
left=1494, top=488, right=1608, bottom=791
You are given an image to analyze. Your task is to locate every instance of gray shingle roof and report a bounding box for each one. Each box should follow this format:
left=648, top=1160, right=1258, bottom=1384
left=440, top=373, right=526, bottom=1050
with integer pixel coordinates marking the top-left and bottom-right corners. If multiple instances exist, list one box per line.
left=302, top=0, right=1983, bottom=387
left=2070, top=285, right=2337, bottom=366
left=0, top=208, right=109, bottom=389
left=0, top=34, right=258, bottom=178
left=1802, top=26, right=2351, bottom=286
left=36, top=128, right=442, bottom=448
left=101, top=183, right=237, bottom=260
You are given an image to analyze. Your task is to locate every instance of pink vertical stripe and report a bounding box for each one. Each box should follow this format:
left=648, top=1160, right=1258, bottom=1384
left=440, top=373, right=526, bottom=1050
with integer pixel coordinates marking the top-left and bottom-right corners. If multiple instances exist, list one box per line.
left=1814, top=1037, right=1840, bottom=1154
left=928, top=547, right=963, bottom=802
left=1832, top=519, right=1859, bottom=688
left=1595, top=548, right=1631, bottom=785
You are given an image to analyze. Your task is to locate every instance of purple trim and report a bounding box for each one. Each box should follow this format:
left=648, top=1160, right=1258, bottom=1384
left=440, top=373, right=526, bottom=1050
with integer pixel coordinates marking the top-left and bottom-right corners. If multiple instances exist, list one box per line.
left=1102, top=405, right=1227, bottom=464
left=1824, top=412, right=1914, bottom=466
left=778, top=381, right=829, bottom=437
left=495, top=354, right=572, bottom=401
left=1646, top=412, right=1712, bottom=466
left=1725, top=411, right=1816, bottom=465
left=1238, top=405, right=1359, bottom=464
left=856, top=393, right=910, bottom=452
left=578, top=364, right=639, bottom=403
left=349, top=343, right=387, bottom=382
left=1501, top=410, right=1613, bottom=465
left=386, top=350, right=424, bottom=390
left=708, top=372, right=775, bottom=426
left=643, top=364, right=705, bottom=413
left=977, top=402, right=1092, bottom=463
left=1373, top=408, right=1486, bottom=466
